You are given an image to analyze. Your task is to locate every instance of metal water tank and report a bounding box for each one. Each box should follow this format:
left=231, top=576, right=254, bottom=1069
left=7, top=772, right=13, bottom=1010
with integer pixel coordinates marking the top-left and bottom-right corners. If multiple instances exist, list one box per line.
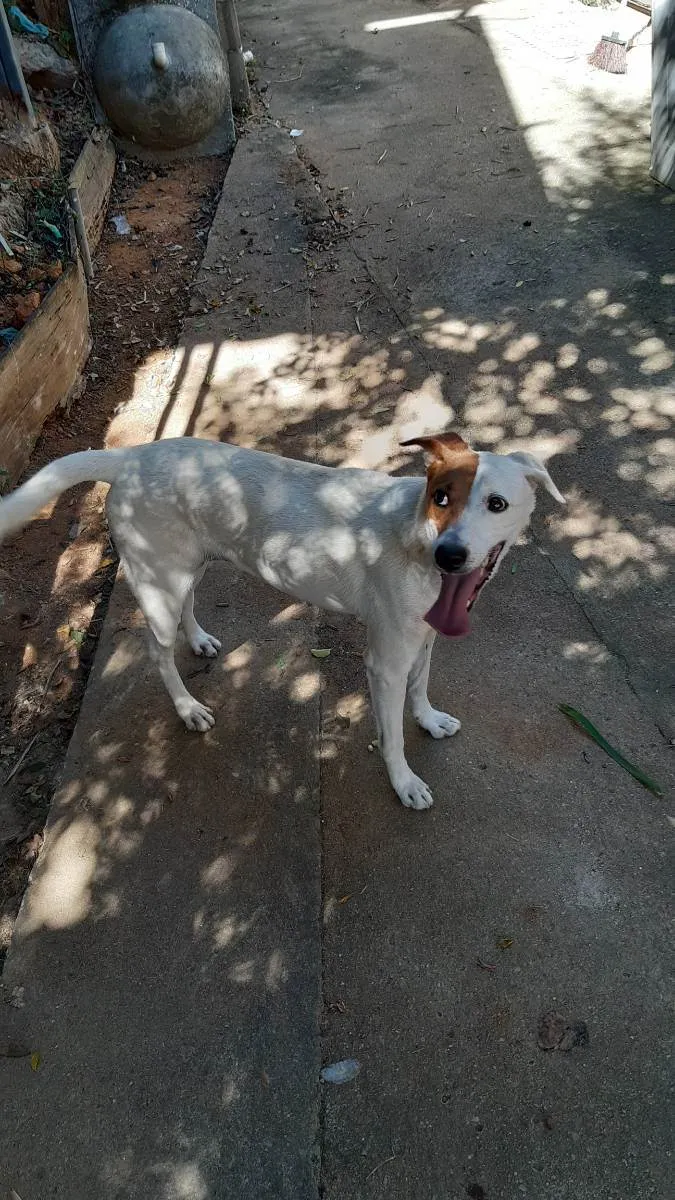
left=93, top=5, right=229, bottom=150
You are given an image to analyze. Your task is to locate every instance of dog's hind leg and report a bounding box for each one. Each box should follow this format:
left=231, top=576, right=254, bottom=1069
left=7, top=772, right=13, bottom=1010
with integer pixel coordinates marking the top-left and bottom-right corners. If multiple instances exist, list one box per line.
left=407, top=631, right=461, bottom=739
left=123, top=557, right=215, bottom=733
left=365, top=625, right=434, bottom=811
left=180, top=564, right=222, bottom=658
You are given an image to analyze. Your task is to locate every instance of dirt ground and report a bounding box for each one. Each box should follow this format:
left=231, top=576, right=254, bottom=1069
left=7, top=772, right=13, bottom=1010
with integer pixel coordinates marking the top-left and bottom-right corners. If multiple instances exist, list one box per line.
left=0, top=89, right=93, bottom=334
left=0, top=149, right=228, bottom=958
left=0, top=169, right=67, bottom=334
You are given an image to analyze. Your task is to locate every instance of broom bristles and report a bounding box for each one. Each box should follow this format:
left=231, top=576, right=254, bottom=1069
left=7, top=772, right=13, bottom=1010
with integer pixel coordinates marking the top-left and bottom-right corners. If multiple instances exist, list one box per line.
left=589, top=35, right=628, bottom=74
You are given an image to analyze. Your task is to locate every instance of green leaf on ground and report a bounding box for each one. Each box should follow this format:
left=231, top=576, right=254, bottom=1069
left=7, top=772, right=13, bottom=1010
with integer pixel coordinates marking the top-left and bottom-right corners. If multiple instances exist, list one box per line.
left=310, top=648, right=331, bottom=659
left=40, top=220, right=62, bottom=241
left=559, top=704, right=664, bottom=798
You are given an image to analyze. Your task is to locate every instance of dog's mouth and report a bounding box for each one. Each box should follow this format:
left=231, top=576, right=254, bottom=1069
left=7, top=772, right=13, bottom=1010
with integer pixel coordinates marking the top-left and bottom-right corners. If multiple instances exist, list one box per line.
left=425, top=542, right=506, bottom=638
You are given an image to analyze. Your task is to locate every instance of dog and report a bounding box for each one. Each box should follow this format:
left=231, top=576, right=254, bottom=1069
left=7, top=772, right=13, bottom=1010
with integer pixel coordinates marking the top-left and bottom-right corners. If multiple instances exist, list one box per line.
left=0, top=432, right=563, bottom=809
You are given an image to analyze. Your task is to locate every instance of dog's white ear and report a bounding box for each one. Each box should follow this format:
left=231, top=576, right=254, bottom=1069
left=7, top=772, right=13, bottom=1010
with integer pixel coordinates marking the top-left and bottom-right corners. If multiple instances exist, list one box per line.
left=509, top=451, right=565, bottom=504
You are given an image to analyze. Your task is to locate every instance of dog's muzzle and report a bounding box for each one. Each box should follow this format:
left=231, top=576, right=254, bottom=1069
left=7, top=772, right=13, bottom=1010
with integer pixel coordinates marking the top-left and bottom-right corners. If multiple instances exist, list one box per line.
left=425, top=540, right=506, bottom=638
left=434, top=539, right=468, bottom=573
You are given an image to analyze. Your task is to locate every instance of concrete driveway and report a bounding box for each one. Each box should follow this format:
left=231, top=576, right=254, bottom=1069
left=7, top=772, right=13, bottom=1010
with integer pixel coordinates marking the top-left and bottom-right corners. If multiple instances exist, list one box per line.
left=1, top=2, right=672, bottom=1198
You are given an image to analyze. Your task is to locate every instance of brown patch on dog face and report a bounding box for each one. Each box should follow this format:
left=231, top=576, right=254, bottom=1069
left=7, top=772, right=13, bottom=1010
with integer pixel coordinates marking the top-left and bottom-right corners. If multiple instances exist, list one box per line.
left=401, top=432, right=479, bottom=531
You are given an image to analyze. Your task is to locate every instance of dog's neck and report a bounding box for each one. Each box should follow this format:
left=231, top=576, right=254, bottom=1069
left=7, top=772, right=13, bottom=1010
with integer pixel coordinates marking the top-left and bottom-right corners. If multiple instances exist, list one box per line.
left=392, top=476, right=438, bottom=565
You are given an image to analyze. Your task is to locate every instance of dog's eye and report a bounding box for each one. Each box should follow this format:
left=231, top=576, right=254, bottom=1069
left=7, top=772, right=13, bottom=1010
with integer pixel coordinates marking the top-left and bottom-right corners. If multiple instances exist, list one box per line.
left=487, top=494, right=509, bottom=513
left=433, top=488, right=449, bottom=508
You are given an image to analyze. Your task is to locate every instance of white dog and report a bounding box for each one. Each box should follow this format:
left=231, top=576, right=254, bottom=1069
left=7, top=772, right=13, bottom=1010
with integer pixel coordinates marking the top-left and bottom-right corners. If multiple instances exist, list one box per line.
left=0, top=432, right=563, bottom=809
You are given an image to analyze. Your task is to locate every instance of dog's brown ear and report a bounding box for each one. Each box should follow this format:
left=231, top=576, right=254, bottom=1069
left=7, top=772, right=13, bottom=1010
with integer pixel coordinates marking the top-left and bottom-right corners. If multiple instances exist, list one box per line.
left=400, top=431, right=470, bottom=462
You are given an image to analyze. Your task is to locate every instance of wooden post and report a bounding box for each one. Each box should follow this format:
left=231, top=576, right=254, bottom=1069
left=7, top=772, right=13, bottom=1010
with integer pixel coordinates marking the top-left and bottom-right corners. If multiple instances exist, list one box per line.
left=0, top=2, right=36, bottom=125
left=216, top=0, right=251, bottom=115
left=651, top=0, right=675, bottom=188
left=68, top=185, right=94, bottom=281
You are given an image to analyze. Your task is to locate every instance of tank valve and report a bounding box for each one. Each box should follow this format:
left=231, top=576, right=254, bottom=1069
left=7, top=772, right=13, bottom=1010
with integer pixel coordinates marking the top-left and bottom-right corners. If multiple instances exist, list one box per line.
left=152, top=42, right=169, bottom=70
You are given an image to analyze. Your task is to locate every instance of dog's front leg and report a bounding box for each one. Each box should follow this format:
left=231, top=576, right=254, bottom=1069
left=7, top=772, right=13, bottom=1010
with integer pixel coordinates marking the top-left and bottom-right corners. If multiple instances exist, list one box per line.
left=365, top=631, right=434, bottom=810
left=407, top=631, right=461, bottom=739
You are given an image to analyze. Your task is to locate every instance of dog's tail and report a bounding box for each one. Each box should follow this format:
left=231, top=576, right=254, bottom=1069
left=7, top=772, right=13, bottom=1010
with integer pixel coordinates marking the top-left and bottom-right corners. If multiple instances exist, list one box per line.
left=0, top=449, right=127, bottom=543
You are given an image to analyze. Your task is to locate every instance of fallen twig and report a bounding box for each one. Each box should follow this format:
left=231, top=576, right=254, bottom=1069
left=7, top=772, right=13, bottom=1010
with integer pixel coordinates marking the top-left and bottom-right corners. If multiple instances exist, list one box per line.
left=366, top=1155, right=396, bottom=1181
left=42, top=655, right=65, bottom=697
left=271, top=66, right=304, bottom=82
left=3, top=735, right=40, bottom=787
left=477, top=956, right=496, bottom=972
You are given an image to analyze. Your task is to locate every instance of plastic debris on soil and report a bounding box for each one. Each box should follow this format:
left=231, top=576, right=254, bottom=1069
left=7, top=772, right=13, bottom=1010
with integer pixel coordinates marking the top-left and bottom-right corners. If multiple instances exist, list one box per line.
left=320, top=1059, right=361, bottom=1084
left=110, top=214, right=132, bottom=235
left=8, top=6, right=49, bottom=37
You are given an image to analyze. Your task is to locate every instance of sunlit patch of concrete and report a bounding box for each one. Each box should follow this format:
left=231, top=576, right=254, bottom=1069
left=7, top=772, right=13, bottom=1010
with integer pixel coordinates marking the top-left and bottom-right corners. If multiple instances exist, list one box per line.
left=562, top=640, right=610, bottom=666
left=22, top=813, right=98, bottom=932
left=479, top=1, right=653, bottom=204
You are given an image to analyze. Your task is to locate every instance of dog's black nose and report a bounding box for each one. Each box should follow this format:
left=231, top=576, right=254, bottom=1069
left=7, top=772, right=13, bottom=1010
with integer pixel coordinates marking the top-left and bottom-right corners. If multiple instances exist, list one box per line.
left=434, top=541, right=468, bottom=572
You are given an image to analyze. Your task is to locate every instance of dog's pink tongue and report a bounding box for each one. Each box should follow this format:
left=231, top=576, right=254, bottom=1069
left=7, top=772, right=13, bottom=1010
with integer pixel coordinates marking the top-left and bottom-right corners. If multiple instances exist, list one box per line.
left=424, top=569, right=485, bottom=637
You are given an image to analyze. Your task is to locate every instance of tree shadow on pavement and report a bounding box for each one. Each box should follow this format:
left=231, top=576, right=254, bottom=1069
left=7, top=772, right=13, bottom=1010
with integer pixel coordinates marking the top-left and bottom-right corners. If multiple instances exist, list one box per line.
left=1, top=16, right=673, bottom=1199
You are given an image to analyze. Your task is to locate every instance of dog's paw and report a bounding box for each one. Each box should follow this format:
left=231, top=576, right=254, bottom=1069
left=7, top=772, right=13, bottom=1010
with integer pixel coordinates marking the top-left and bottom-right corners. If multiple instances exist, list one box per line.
left=177, top=697, right=215, bottom=732
left=394, top=771, right=434, bottom=811
left=416, top=707, right=461, bottom=739
left=189, top=629, right=222, bottom=658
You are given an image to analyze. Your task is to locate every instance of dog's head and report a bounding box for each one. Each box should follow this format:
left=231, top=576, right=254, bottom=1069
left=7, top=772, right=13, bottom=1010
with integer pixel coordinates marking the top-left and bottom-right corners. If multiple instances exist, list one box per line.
left=401, top=431, right=564, bottom=635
